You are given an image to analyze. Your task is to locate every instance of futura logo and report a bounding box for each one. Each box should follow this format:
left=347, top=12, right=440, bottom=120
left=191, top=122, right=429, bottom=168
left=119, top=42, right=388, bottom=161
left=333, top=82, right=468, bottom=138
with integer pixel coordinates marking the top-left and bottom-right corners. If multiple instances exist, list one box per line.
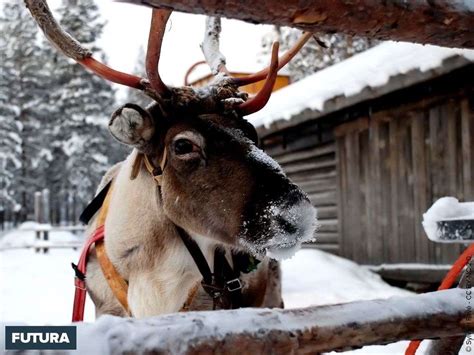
left=5, top=326, right=77, bottom=350
left=11, top=331, right=70, bottom=343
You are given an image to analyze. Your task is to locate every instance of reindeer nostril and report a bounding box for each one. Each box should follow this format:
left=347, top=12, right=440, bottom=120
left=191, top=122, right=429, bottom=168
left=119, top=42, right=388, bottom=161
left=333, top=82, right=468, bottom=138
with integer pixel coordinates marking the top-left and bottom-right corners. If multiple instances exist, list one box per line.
left=276, top=215, right=298, bottom=234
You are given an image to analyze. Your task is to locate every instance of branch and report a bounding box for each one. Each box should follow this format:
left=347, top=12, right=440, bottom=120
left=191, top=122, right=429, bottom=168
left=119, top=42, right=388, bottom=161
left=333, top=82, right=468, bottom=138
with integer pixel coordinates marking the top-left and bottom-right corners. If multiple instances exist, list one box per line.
left=77, top=288, right=474, bottom=353
left=125, top=0, right=474, bottom=49
left=201, top=17, right=228, bottom=75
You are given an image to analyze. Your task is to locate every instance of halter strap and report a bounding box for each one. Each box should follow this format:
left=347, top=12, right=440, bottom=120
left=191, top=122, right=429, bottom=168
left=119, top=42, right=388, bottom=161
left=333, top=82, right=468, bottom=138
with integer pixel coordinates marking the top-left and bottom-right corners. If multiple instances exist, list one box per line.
left=176, top=226, right=243, bottom=310
left=72, top=183, right=130, bottom=322
left=143, top=148, right=168, bottom=185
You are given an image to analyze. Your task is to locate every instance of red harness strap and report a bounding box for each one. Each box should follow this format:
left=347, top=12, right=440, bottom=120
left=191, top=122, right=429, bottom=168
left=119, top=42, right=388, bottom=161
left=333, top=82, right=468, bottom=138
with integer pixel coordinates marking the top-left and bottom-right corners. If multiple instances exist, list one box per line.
left=71, top=225, right=105, bottom=322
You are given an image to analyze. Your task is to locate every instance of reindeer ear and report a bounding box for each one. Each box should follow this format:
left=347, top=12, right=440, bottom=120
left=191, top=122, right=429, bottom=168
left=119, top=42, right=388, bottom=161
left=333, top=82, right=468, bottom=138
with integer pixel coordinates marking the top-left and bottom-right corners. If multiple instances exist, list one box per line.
left=109, top=103, right=155, bottom=149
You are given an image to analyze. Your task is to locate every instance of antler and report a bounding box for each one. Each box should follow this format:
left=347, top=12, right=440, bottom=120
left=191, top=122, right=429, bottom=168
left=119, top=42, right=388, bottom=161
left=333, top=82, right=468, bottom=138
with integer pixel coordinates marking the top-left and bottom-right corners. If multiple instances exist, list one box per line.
left=146, top=9, right=172, bottom=97
left=235, top=34, right=314, bottom=114
left=26, top=0, right=310, bottom=116
left=184, top=61, right=207, bottom=86
left=201, top=17, right=229, bottom=75
left=239, top=42, right=279, bottom=115
left=201, top=17, right=311, bottom=114
left=233, top=32, right=312, bottom=86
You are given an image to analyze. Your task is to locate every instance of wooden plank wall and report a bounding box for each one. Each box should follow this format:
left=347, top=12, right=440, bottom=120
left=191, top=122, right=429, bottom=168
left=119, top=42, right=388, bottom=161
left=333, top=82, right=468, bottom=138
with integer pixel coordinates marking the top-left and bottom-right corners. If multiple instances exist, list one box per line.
left=336, top=97, right=474, bottom=265
left=262, top=128, right=339, bottom=254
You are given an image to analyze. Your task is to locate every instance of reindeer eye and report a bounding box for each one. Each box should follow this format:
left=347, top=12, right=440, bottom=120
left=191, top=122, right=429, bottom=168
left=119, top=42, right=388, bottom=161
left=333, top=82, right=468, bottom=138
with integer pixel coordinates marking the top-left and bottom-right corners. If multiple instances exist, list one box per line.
left=173, top=139, right=195, bottom=155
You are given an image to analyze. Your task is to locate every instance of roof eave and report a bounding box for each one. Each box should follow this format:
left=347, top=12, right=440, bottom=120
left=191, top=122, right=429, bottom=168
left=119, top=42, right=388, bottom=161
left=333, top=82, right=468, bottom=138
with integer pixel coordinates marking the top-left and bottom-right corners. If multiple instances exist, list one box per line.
left=256, top=55, right=473, bottom=138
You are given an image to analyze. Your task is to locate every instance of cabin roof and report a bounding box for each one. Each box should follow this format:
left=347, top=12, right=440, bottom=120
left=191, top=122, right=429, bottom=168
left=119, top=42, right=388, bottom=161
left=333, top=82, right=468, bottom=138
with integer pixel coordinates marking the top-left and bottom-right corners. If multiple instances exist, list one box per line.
left=248, top=41, right=474, bottom=136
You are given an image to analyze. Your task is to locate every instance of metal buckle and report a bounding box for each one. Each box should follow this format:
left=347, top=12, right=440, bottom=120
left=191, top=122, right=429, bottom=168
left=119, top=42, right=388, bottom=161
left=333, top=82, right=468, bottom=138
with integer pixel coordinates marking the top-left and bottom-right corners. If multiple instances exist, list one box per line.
left=225, top=278, right=242, bottom=292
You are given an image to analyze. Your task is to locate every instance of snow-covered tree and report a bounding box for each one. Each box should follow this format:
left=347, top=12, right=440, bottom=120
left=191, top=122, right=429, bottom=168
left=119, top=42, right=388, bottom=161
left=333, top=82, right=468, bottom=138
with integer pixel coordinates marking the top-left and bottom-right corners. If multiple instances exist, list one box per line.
left=0, top=1, right=52, bottom=219
left=46, top=0, right=127, bottom=212
left=0, top=0, right=129, bottom=223
left=0, top=23, right=21, bottom=213
left=260, top=27, right=376, bottom=82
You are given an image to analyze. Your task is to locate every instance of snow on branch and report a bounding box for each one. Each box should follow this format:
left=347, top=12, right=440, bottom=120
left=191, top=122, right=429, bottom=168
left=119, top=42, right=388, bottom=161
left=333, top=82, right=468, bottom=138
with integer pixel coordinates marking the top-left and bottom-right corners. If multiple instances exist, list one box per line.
left=201, top=17, right=228, bottom=75
left=76, top=287, right=473, bottom=353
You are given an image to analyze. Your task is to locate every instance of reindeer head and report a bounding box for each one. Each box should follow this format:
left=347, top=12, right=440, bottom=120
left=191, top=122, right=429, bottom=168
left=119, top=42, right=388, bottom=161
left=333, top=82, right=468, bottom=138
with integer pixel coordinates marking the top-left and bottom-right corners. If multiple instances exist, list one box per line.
left=26, top=1, right=317, bottom=259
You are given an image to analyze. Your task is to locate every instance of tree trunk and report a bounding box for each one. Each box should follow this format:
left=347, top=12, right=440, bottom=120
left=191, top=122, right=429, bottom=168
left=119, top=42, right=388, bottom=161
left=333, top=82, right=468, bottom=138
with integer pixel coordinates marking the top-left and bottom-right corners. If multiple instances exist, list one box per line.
left=77, top=287, right=474, bottom=353
left=125, top=0, right=474, bottom=49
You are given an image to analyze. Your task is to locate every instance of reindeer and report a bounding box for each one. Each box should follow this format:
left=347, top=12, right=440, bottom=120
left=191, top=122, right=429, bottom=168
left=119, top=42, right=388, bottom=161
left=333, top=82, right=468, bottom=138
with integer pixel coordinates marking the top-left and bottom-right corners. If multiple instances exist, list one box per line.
left=26, top=1, right=317, bottom=318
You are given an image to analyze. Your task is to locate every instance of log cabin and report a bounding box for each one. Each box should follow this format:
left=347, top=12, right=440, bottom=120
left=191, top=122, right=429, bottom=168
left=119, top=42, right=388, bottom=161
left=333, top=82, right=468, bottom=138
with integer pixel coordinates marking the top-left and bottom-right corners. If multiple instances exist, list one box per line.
left=248, top=41, right=474, bottom=285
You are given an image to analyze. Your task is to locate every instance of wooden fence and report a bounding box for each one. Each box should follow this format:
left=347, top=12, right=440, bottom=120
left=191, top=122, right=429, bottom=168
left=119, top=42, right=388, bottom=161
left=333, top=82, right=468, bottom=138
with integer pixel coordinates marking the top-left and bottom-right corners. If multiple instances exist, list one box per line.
left=0, top=189, right=85, bottom=252
left=0, top=189, right=85, bottom=231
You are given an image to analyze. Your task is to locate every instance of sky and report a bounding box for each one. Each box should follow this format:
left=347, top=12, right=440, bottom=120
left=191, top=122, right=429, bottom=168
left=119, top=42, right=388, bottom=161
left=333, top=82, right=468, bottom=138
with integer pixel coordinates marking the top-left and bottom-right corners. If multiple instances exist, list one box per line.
left=48, top=0, right=276, bottom=98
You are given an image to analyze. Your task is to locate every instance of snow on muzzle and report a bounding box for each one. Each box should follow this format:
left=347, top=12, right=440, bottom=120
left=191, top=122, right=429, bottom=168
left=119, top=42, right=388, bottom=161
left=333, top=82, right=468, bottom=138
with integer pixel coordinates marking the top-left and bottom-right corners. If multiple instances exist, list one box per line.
left=239, top=189, right=318, bottom=260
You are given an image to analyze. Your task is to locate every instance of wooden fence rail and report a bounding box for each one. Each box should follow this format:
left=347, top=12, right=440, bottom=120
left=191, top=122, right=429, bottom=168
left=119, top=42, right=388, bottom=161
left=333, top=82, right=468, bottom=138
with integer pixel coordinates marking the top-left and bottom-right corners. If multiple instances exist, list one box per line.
left=123, top=0, right=474, bottom=49
left=76, top=287, right=471, bottom=354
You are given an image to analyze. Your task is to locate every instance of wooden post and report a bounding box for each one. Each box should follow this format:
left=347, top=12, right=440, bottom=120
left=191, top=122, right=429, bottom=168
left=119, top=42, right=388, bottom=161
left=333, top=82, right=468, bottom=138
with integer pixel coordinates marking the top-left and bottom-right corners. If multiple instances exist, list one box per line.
left=42, top=188, right=50, bottom=225
left=34, top=191, right=42, bottom=224
left=67, top=191, right=74, bottom=225
left=72, top=192, right=77, bottom=224
left=34, top=191, right=42, bottom=253
left=41, top=189, right=50, bottom=253
left=59, top=190, right=67, bottom=226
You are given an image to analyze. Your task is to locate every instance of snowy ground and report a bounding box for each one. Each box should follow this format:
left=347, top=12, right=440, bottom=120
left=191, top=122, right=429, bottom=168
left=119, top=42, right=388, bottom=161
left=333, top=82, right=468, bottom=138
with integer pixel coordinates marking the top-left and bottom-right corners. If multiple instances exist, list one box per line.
left=0, top=225, right=464, bottom=354
left=0, top=224, right=95, bottom=326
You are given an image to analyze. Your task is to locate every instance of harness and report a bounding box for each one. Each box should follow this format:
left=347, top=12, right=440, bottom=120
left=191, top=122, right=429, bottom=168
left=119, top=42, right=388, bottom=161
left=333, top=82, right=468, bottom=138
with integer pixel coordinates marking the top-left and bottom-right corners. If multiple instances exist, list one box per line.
left=72, top=151, right=258, bottom=322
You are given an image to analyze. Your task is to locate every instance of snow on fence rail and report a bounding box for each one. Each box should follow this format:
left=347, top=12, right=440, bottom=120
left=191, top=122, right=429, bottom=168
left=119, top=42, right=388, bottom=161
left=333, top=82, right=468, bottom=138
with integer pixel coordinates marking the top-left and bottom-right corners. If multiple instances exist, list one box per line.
left=0, top=184, right=87, bottom=254
left=74, top=287, right=472, bottom=354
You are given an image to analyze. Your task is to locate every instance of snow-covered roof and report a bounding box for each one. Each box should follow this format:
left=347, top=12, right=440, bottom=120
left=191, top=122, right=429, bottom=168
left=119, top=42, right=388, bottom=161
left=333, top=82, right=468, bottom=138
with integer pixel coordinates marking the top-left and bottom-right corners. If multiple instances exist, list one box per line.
left=248, top=41, right=474, bottom=133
